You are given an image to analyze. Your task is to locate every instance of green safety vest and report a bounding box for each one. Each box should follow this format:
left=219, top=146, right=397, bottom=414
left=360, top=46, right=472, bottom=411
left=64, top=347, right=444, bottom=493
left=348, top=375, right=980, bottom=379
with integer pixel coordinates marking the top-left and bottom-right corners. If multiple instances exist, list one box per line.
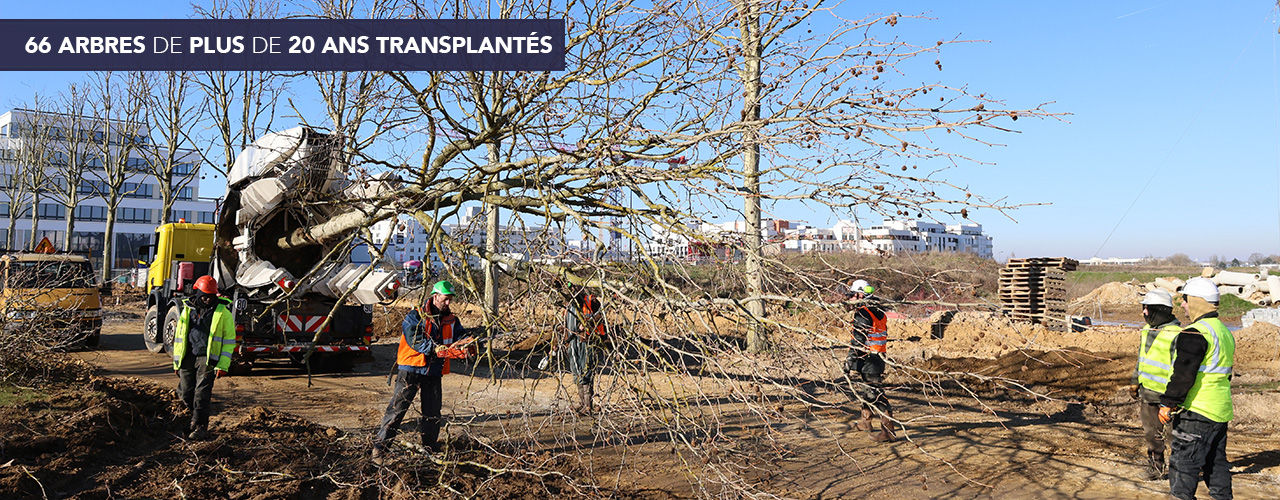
left=172, top=299, right=237, bottom=372
left=1136, top=323, right=1183, bottom=394
left=1182, top=318, right=1235, bottom=423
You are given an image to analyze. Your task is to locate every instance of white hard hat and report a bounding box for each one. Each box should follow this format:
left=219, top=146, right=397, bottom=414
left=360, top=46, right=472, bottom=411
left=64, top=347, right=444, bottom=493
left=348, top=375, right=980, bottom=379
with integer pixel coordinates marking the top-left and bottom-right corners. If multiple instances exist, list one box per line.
left=1179, top=277, right=1220, bottom=303
left=1140, top=289, right=1173, bottom=307
left=849, top=279, right=872, bottom=294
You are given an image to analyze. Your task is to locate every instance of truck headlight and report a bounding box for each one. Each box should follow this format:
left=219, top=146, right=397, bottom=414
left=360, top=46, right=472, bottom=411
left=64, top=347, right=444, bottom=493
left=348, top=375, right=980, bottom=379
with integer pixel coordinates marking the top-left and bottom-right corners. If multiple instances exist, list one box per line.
left=80, top=309, right=102, bottom=318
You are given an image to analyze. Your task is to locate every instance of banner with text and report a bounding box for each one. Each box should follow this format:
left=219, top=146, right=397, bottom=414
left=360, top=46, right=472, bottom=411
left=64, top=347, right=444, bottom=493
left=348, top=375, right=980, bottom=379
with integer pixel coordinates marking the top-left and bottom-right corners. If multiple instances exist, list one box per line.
left=1, top=19, right=565, bottom=71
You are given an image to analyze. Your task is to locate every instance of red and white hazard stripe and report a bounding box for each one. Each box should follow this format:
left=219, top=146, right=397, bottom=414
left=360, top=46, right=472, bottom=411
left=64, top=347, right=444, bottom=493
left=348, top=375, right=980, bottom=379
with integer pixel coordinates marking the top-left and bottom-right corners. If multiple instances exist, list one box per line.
left=237, top=345, right=369, bottom=354
left=275, top=315, right=331, bottom=333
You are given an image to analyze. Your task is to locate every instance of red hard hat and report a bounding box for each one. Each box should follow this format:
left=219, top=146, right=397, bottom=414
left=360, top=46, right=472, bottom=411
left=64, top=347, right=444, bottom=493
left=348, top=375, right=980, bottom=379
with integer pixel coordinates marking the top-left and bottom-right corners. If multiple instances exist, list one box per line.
left=193, top=275, right=218, bottom=295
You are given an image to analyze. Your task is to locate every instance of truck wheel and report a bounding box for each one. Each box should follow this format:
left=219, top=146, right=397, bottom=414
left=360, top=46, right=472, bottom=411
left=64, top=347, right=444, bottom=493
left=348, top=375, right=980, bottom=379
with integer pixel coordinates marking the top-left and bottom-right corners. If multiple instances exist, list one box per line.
left=163, top=308, right=180, bottom=354
left=144, top=306, right=165, bottom=353
left=85, top=329, right=100, bottom=347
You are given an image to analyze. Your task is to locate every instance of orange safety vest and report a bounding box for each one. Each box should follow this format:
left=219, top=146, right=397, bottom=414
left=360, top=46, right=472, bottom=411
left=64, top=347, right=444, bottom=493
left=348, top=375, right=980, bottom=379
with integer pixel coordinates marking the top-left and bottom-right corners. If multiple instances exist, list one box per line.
left=397, top=310, right=457, bottom=374
left=858, top=306, right=888, bottom=353
left=582, top=294, right=606, bottom=336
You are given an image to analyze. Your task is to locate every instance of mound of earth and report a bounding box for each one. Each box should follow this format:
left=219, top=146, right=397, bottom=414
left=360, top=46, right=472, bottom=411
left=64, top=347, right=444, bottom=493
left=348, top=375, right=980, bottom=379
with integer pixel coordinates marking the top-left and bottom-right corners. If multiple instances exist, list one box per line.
left=0, top=357, right=668, bottom=500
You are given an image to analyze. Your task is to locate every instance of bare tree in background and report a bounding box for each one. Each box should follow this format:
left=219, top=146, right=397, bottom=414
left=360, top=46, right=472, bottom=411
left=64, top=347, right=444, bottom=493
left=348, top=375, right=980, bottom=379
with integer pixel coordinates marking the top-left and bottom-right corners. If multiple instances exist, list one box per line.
left=194, top=0, right=286, bottom=178
left=6, top=99, right=59, bottom=251
left=48, top=82, right=95, bottom=252
left=139, top=71, right=206, bottom=225
left=88, top=71, right=149, bottom=283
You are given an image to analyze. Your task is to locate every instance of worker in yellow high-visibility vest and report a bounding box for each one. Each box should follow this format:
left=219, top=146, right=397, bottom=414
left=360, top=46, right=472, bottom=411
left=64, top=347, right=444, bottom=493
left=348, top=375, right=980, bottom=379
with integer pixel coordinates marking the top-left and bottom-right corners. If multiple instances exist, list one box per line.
left=1130, top=289, right=1180, bottom=481
left=1160, top=278, right=1234, bottom=500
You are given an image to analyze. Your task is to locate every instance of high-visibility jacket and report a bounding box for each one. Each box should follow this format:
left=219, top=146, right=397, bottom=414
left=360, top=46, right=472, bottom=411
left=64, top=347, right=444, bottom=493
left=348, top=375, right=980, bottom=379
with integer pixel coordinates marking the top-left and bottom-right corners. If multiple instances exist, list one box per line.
left=857, top=306, right=888, bottom=353
left=582, top=294, right=606, bottom=337
left=172, top=298, right=236, bottom=372
left=1182, top=318, right=1235, bottom=423
left=1136, top=322, right=1183, bottom=394
left=397, top=307, right=461, bottom=376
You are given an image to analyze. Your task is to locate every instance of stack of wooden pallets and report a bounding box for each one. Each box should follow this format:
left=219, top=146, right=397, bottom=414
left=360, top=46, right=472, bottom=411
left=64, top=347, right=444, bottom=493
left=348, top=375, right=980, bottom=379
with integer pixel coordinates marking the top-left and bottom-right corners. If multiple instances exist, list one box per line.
left=999, top=257, right=1078, bottom=331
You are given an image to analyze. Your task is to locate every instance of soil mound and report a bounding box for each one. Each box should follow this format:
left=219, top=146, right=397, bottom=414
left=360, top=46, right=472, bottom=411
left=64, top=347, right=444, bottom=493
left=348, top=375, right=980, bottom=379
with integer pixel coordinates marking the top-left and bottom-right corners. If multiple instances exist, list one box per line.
left=0, top=356, right=668, bottom=500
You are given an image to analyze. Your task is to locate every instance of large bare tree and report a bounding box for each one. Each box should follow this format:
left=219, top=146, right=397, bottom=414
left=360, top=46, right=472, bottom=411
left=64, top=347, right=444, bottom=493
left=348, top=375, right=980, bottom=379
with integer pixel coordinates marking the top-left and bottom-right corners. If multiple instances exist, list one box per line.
left=139, top=71, right=206, bottom=225
left=48, top=82, right=96, bottom=252
left=88, top=71, right=150, bottom=283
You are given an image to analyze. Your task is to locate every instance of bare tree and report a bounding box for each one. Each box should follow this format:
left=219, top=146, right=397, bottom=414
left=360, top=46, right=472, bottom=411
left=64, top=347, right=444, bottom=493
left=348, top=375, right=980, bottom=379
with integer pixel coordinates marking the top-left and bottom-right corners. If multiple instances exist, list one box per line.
left=139, top=71, right=205, bottom=225
left=193, top=0, right=286, bottom=179
left=0, top=102, right=55, bottom=253
left=88, top=71, right=149, bottom=283
left=47, top=82, right=96, bottom=252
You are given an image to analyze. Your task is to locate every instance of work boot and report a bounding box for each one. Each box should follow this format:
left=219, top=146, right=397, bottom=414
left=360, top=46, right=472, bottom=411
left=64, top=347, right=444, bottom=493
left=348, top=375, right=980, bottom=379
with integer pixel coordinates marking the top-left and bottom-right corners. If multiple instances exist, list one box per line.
left=187, top=424, right=209, bottom=441
left=858, top=409, right=875, bottom=433
left=1143, top=451, right=1165, bottom=481
left=872, top=412, right=896, bottom=443
left=574, top=384, right=594, bottom=415
left=584, top=383, right=595, bottom=415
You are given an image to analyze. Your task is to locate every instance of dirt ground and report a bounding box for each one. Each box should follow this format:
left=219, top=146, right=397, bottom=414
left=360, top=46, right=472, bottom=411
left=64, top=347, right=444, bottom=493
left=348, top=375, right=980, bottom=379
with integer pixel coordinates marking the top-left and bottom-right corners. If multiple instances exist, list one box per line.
left=5, top=297, right=1280, bottom=499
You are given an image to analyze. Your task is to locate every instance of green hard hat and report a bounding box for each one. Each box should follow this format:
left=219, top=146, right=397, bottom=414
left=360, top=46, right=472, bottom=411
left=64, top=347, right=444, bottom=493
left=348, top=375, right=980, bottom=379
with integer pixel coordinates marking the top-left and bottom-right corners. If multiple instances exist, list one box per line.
left=431, top=280, right=455, bottom=296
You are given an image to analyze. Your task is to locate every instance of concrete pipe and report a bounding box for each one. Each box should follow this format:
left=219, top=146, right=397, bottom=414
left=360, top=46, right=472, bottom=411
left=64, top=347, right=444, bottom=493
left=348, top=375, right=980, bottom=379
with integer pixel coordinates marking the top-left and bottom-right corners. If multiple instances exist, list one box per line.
left=1241, top=283, right=1259, bottom=298
left=1201, top=267, right=1216, bottom=279
left=1217, top=285, right=1244, bottom=296
left=1154, top=277, right=1179, bottom=293
left=1269, top=275, right=1280, bottom=304
left=1213, top=271, right=1262, bottom=286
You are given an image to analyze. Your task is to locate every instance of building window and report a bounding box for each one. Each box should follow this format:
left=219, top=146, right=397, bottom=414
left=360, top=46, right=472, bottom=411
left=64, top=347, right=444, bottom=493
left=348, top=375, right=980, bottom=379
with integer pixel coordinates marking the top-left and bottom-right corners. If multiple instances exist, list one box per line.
left=174, top=162, right=196, bottom=175
left=78, top=180, right=108, bottom=196
left=117, top=207, right=152, bottom=224
left=74, top=205, right=108, bottom=222
left=82, top=155, right=103, bottom=170
left=176, top=187, right=194, bottom=200
left=198, top=211, right=216, bottom=224
left=0, top=202, right=8, bottom=218
left=123, top=182, right=153, bottom=199
left=170, top=210, right=192, bottom=222
left=70, top=231, right=104, bottom=254
left=36, top=203, right=66, bottom=220
left=113, top=232, right=149, bottom=269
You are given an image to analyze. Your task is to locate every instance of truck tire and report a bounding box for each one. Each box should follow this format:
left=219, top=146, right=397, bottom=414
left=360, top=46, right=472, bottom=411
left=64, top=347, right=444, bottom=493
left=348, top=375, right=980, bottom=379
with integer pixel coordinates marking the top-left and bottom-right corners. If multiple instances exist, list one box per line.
left=163, top=307, right=180, bottom=354
left=144, top=305, right=165, bottom=353
left=85, top=329, right=100, bottom=347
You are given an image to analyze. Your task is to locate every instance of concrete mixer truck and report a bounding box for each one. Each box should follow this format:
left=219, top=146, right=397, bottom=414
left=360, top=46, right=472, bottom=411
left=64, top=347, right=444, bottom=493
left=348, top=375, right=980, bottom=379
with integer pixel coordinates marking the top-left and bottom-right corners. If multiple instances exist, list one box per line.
left=140, top=127, right=401, bottom=372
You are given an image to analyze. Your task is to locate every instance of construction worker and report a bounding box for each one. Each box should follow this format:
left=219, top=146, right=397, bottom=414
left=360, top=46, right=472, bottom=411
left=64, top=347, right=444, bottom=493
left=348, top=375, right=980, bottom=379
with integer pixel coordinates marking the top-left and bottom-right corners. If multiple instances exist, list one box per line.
left=1161, top=277, right=1234, bottom=500
left=372, top=281, right=469, bottom=463
left=564, top=290, right=607, bottom=415
left=1131, top=289, right=1180, bottom=481
left=843, top=279, right=894, bottom=442
left=171, top=275, right=236, bottom=441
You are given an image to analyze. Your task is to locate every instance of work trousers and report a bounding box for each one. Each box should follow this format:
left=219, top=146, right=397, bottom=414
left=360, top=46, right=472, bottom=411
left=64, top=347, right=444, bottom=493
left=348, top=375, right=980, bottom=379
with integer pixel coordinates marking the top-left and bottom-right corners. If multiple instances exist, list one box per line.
left=375, top=370, right=443, bottom=450
left=1168, top=411, right=1232, bottom=500
left=566, top=335, right=599, bottom=387
left=1139, top=401, right=1170, bottom=457
left=845, top=347, right=890, bottom=413
left=177, top=354, right=216, bottom=428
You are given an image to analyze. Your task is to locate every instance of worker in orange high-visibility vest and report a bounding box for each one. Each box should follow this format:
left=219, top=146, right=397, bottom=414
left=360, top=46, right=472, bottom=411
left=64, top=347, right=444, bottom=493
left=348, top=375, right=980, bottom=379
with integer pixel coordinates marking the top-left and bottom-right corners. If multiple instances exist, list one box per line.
left=564, top=290, right=607, bottom=415
left=842, top=279, right=895, bottom=443
left=372, top=281, right=470, bottom=464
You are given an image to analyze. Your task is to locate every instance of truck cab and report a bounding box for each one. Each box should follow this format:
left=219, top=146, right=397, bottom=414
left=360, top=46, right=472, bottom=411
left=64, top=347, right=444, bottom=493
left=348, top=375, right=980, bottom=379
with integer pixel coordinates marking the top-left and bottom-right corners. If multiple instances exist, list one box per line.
left=0, top=238, right=103, bottom=349
left=139, top=222, right=216, bottom=354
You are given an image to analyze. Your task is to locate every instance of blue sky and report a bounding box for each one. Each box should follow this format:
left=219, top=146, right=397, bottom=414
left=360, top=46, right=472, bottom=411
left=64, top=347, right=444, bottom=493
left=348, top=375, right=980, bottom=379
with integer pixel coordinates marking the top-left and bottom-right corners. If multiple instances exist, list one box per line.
left=3, top=1, right=1280, bottom=262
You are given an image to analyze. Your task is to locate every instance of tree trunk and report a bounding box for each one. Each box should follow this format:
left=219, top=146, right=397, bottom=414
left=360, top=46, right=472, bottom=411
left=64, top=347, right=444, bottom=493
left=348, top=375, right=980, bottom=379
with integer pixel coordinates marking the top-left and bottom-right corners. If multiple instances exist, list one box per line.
left=63, top=212, right=76, bottom=252
left=101, top=211, right=116, bottom=284
left=484, top=141, right=500, bottom=334
left=27, top=197, right=41, bottom=250
left=740, top=0, right=767, bottom=353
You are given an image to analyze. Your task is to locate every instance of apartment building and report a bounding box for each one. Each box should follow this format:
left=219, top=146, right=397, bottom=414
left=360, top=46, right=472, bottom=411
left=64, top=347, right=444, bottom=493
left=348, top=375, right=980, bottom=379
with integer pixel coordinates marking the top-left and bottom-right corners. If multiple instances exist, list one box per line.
left=366, top=207, right=566, bottom=271
left=0, top=109, right=217, bottom=273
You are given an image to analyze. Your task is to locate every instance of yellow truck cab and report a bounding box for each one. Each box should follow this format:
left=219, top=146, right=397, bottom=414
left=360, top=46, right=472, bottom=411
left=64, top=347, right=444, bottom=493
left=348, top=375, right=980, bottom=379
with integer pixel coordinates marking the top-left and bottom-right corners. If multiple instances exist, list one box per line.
left=0, top=238, right=103, bottom=348
left=139, top=222, right=215, bottom=354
